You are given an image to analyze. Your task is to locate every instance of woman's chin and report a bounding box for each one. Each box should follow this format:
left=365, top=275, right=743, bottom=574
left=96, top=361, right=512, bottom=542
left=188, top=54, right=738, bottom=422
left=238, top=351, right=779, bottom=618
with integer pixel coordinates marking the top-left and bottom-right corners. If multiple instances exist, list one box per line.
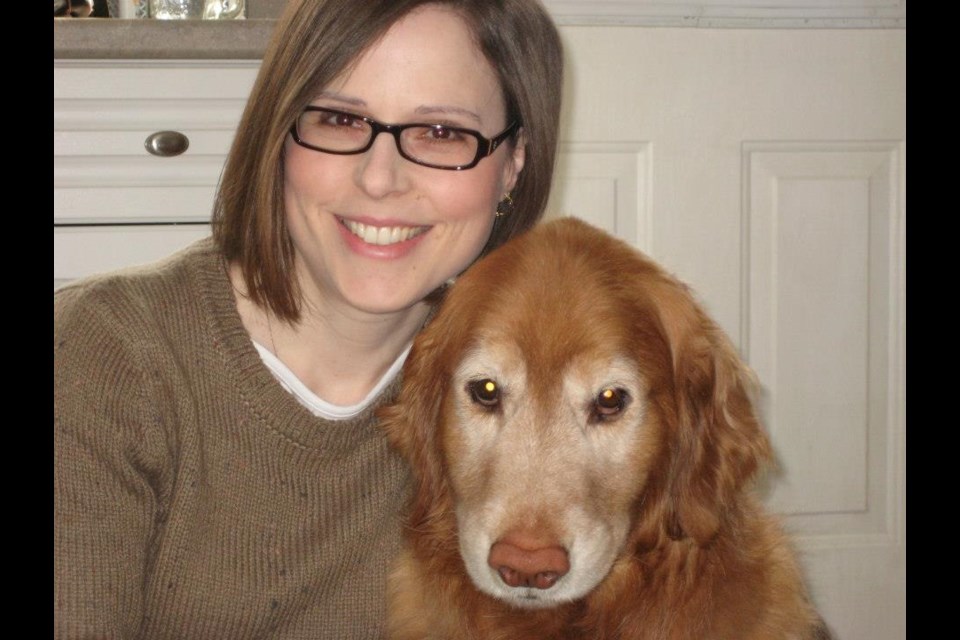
left=335, top=284, right=437, bottom=317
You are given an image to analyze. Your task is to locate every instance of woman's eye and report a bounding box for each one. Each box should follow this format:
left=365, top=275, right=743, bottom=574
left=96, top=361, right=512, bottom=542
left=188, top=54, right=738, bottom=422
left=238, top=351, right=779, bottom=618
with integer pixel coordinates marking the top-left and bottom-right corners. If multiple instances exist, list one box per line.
left=593, top=387, right=629, bottom=421
left=467, top=379, right=501, bottom=408
left=426, top=126, right=463, bottom=142
left=327, top=113, right=358, bottom=127
left=313, top=110, right=360, bottom=128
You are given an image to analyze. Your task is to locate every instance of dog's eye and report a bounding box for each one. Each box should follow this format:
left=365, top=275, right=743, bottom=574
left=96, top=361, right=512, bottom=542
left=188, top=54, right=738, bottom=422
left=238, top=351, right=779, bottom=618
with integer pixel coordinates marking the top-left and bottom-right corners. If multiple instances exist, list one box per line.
left=593, top=387, right=629, bottom=420
left=467, top=379, right=501, bottom=408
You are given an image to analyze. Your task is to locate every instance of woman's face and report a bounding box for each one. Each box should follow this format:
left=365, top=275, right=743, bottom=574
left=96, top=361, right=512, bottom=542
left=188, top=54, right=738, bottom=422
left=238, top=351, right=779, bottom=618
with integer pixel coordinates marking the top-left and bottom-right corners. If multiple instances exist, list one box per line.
left=283, top=4, right=525, bottom=318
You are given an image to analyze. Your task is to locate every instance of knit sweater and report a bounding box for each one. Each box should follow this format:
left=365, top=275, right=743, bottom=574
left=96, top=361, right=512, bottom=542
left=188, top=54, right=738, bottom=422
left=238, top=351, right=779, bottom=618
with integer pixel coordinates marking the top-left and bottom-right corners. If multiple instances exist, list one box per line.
left=54, top=238, right=411, bottom=639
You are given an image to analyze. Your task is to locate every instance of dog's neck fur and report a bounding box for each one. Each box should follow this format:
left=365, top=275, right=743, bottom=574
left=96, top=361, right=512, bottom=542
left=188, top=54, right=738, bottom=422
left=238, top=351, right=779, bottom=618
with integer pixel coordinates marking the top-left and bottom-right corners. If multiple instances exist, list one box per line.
left=393, top=488, right=816, bottom=640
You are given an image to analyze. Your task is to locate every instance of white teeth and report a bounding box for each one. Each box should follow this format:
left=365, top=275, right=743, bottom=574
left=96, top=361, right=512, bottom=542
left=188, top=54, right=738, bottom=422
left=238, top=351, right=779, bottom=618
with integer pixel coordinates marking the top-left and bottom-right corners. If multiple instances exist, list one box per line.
left=342, top=218, right=426, bottom=246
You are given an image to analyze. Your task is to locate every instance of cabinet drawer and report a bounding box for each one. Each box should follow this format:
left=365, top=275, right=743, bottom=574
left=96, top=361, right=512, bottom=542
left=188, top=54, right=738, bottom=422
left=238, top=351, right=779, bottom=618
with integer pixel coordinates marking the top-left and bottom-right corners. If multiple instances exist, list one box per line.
left=54, top=61, right=260, bottom=225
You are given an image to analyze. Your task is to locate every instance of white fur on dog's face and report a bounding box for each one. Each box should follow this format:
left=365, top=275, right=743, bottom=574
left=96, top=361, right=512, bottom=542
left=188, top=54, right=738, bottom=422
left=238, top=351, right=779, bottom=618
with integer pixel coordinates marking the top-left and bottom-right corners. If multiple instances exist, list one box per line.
left=445, top=333, right=657, bottom=609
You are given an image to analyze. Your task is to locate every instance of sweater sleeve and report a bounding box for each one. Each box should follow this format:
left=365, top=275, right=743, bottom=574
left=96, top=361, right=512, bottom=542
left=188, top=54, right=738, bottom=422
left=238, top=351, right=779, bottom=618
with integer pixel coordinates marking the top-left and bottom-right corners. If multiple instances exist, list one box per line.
left=54, top=282, right=169, bottom=638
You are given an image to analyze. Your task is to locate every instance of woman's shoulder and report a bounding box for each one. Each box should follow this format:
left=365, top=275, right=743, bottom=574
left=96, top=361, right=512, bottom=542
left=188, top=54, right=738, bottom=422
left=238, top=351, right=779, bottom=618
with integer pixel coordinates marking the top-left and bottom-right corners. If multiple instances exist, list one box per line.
left=56, top=237, right=219, bottom=320
left=54, top=237, right=227, bottom=348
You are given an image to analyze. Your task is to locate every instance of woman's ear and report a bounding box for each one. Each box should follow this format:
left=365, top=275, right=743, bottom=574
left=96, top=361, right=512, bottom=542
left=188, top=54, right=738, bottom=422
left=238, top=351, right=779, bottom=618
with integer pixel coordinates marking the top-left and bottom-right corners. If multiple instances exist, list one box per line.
left=502, top=127, right=526, bottom=193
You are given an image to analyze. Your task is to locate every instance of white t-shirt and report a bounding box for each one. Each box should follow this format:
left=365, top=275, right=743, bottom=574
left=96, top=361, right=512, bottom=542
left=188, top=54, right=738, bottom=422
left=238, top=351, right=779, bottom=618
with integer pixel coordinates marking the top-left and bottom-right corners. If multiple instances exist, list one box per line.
left=253, top=340, right=411, bottom=420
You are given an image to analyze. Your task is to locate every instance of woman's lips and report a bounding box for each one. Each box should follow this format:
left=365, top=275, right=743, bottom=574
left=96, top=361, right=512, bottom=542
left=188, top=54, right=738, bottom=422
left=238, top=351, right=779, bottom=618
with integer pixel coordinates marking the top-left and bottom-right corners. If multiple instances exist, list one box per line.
left=340, top=217, right=429, bottom=246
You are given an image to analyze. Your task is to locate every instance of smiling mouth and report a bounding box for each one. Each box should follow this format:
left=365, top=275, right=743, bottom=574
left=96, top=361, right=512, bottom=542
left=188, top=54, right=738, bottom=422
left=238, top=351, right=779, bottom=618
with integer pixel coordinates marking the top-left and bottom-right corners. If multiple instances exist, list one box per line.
left=341, top=218, right=429, bottom=246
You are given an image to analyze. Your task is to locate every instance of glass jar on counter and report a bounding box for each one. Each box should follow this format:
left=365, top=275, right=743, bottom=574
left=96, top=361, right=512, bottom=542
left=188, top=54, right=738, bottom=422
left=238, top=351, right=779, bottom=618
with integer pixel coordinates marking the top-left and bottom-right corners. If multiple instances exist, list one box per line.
left=149, top=0, right=244, bottom=19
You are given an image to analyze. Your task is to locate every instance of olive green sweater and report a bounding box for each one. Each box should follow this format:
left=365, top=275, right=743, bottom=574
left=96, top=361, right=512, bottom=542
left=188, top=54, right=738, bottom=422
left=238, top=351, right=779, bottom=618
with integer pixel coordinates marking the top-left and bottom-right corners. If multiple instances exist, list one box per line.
left=54, top=239, right=410, bottom=639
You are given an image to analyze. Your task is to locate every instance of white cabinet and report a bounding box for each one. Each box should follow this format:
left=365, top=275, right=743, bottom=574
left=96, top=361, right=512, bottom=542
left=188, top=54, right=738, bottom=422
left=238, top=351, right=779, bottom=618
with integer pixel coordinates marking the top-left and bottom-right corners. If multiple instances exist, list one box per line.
left=54, top=37, right=906, bottom=638
left=54, top=60, right=261, bottom=285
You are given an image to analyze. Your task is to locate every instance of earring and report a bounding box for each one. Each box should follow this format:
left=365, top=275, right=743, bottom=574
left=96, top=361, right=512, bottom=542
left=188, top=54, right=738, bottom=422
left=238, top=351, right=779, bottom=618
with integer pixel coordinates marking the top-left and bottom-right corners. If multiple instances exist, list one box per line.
left=496, top=193, right=514, bottom=218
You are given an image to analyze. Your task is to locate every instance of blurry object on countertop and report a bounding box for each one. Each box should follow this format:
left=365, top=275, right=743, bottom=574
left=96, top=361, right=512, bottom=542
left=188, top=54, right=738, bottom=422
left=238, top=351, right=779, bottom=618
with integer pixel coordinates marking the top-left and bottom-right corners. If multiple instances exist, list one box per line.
left=55, top=0, right=109, bottom=16
left=54, top=0, right=243, bottom=18
left=53, top=0, right=136, bottom=17
left=150, top=0, right=245, bottom=19
left=150, top=0, right=204, bottom=18
left=111, top=0, right=149, bottom=17
left=203, top=0, right=244, bottom=20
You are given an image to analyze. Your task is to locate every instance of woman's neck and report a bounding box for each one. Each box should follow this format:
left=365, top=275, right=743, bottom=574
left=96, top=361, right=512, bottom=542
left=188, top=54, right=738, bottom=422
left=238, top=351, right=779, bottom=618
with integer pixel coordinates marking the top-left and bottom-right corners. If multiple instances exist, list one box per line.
left=230, top=263, right=430, bottom=406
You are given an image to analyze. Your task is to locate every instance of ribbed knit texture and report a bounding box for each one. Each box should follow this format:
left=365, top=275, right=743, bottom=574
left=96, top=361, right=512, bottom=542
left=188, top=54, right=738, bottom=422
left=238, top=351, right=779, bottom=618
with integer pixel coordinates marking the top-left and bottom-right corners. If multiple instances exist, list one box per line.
left=54, top=238, right=410, bottom=639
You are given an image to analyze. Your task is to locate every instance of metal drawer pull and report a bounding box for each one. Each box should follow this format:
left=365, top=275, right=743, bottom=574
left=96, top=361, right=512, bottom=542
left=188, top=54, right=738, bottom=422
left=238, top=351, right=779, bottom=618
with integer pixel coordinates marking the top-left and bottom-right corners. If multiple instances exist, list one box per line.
left=144, top=131, right=190, bottom=157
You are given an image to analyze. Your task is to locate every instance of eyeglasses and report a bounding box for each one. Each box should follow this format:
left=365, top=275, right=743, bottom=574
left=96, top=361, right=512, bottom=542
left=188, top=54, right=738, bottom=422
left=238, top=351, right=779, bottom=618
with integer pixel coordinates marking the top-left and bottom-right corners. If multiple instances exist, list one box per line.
left=289, top=106, right=518, bottom=171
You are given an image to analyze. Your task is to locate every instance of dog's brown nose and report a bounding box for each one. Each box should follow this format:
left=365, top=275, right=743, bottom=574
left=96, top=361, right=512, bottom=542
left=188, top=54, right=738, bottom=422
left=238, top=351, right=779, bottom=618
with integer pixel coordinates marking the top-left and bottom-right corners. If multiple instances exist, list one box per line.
left=488, top=532, right=570, bottom=590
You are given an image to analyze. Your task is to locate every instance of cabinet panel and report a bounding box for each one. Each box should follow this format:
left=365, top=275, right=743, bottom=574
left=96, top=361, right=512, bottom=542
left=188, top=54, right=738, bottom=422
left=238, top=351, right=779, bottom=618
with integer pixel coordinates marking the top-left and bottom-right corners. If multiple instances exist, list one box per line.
left=54, top=224, right=211, bottom=288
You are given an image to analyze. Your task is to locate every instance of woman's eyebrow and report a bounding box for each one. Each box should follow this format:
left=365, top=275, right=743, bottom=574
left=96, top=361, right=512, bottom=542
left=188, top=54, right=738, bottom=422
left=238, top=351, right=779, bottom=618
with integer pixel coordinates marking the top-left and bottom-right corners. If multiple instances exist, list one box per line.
left=313, top=92, right=483, bottom=125
left=314, top=90, right=367, bottom=107
left=414, top=105, right=482, bottom=125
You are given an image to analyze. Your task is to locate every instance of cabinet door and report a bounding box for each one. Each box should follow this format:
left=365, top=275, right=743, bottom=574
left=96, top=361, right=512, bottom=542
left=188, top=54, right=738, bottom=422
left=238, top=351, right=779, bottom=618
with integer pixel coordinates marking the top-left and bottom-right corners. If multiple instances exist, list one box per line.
left=546, top=27, right=905, bottom=640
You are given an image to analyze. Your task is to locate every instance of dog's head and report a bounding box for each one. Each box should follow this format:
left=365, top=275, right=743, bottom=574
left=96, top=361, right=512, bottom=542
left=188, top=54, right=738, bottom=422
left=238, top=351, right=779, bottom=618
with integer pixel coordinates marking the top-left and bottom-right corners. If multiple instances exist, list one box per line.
left=380, top=217, right=771, bottom=610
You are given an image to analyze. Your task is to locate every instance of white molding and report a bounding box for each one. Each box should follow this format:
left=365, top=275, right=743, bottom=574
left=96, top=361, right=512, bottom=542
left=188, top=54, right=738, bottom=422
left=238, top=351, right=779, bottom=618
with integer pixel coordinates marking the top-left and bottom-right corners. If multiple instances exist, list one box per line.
left=53, top=59, right=262, bottom=70
left=544, top=0, right=905, bottom=27
left=793, top=532, right=900, bottom=550
left=889, top=139, right=906, bottom=547
left=546, top=141, right=651, bottom=252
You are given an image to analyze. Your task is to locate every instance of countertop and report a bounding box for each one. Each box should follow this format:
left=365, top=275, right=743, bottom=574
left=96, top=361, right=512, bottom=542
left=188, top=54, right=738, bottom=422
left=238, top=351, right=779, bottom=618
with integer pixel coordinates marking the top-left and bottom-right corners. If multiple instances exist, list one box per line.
left=54, top=18, right=279, bottom=59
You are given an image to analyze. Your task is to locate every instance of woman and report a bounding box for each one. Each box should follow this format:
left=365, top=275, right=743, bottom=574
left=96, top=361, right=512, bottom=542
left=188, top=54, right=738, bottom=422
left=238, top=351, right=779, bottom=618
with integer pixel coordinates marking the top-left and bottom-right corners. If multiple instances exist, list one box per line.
left=54, top=0, right=562, bottom=637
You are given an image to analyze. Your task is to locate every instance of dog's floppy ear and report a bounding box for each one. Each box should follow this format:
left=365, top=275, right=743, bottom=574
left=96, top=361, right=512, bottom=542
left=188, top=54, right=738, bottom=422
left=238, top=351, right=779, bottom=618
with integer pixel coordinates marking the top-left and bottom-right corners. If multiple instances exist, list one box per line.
left=378, top=310, right=471, bottom=535
left=654, top=280, right=772, bottom=545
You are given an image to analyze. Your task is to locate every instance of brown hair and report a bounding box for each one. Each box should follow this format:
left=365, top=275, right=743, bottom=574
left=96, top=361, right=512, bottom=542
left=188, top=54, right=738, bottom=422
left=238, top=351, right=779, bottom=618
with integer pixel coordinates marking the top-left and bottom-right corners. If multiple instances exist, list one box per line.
left=213, top=0, right=564, bottom=321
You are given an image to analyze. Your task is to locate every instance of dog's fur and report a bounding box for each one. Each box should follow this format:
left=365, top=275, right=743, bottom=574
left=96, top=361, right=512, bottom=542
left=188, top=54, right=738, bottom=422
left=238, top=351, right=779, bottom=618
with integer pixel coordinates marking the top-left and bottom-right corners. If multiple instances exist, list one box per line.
left=379, top=218, right=830, bottom=639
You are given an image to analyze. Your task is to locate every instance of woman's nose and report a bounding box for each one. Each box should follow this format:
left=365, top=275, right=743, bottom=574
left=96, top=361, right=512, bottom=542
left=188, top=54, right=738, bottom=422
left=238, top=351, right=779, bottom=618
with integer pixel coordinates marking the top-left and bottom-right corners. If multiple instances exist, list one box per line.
left=355, top=131, right=408, bottom=199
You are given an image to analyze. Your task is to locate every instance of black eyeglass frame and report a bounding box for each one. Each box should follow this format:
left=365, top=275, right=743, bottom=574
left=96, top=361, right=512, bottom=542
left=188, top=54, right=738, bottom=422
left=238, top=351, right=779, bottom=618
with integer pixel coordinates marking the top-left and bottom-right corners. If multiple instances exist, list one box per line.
left=289, top=106, right=519, bottom=171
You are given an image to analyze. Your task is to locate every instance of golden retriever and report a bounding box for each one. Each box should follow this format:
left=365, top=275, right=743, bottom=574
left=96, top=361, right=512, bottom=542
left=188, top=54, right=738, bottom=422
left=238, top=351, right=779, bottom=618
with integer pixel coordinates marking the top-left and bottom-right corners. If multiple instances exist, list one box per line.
left=379, top=217, right=831, bottom=639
